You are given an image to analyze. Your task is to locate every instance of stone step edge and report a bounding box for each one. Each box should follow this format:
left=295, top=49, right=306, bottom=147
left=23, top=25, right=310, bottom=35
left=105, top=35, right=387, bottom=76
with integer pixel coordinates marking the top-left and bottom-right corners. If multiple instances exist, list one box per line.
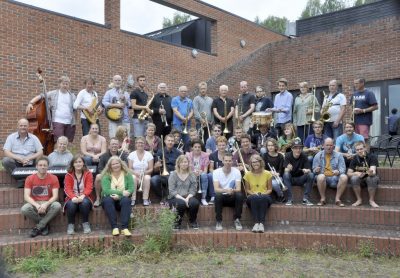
left=0, top=229, right=399, bottom=258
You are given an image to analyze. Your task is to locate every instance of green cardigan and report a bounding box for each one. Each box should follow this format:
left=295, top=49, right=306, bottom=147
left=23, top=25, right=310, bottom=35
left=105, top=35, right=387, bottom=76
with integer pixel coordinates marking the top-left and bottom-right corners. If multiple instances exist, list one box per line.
left=101, top=172, right=134, bottom=198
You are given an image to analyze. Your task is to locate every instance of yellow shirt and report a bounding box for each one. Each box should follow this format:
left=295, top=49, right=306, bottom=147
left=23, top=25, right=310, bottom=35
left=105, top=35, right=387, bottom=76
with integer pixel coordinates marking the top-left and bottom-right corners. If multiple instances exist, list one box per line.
left=111, top=173, right=125, bottom=191
left=324, top=153, right=333, bottom=177
left=243, top=170, right=272, bottom=194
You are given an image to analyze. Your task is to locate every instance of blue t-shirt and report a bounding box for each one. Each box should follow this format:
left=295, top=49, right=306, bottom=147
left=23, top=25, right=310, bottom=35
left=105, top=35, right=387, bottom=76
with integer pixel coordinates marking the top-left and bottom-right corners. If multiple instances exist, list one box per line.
left=205, top=137, right=217, bottom=153
left=171, top=96, right=193, bottom=127
left=335, top=133, right=365, bottom=154
left=304, top=134, right=328, bottom=148
left=352, top=89, right=377, bottom=125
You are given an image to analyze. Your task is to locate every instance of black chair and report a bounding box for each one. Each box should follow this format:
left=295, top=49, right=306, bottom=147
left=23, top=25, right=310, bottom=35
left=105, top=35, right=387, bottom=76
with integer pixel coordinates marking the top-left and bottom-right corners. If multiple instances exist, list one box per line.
left=369, top=135, right=391, bottom=157
left=383, top=135, right=400, bottom=167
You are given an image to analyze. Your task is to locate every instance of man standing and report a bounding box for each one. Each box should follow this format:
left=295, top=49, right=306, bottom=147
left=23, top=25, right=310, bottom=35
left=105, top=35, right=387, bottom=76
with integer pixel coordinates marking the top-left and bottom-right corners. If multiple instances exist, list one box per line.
left=351, top=78, right=378, bottom=142
left=254, top=85, right=273, bottom=112
left=130, top=75, right=152, bottom=138
left=102, top=75, right=131, bottom=138
left=267, top=78, right=293, bottom=137
left=213, top=153, right=243, bottom=231
left=347, top=141, right=380, bottom=208
left=26, top=76, right=76, bottom=142
left=388, top=108, right=399, bottom=136
left=313, top=138, right=347, bottom=207
left=212, top=85, right=235, bottom=139
left=171, top=86, right=193, bottom=144
left=236, top=81, right=255, bottom=133
left=150, top=83, right=172, bottom=137
left=321, top=79, right=346, bottom=140
left=21, top=156, right=61, bottom=237
left=193, top=82, right=214, bottom=142
left=2, top=119, right=43, bottom=187
left=74, top=77, right=103, bottom=136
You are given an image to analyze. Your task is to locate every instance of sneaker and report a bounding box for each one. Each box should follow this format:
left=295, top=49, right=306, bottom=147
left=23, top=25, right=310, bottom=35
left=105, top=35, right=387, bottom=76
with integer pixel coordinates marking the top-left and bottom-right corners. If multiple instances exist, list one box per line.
left=201, top=199, right=208, bottom=206
left=67, top=224, right=75, bottom=235
left=302, top=199, right=314, bottom=206
left=258, top=223, right=265, bottom=233
left=215, top=222, right=223, bottom=231
left=173, top=223, right=181, bottom=231
left=40, top=225, right=49, bottom=236
left=131, top=200, right=136, bottom=206
left=29, top=227, right=41, bottom=238
left=82, top=222, right=91, bottom=234
left=234, top=219, right=242, bottom=231
left=143, top=199, right=151, bottom=206
left=209, top=197, right=215, bottom=205
left=252, top=223, right=259, bottom=233
left=285, top=200, right=293, bottom=206
left=191, top=222, right=199, bottom=230
left=277, top=195, right=287, bottom=203
left=112, top=228, right=120, bottom=236
left=93, top=199, right=101, bottom=207
left=121, top=229, right=132, bottom=236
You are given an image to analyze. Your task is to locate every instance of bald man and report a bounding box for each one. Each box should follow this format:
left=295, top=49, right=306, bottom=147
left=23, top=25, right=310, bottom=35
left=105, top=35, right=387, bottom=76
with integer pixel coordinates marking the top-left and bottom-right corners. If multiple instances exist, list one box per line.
left=171, top=85, right=193, bottom=144
left=2, top=118, right=43, bottom=187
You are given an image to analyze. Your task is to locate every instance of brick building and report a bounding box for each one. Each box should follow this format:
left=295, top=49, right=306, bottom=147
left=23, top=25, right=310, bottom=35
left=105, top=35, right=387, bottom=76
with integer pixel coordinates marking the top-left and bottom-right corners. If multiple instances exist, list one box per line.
left=1, top=0, right=399, bottom=153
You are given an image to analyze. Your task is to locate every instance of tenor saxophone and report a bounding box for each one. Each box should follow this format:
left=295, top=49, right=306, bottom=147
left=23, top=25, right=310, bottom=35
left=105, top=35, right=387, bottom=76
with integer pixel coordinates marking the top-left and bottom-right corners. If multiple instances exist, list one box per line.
left=138, top=92, right=155, bottom=120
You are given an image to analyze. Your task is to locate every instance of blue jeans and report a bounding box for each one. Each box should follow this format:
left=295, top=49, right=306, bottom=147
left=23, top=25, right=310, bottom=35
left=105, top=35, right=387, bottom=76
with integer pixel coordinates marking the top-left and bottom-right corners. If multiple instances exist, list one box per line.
left=150, top=175, right=169, bottom=200
left=283, top=172, right=314, bottom=201
left=297, top=124, right=313, bottom=143
left=102, top=196, right=131, bottom=229
left=207, top=173, right=216, bottom=199
left=132, top=118, right=148, bottom=138
left=65, top=197, right=92, bottom=224
left=272, top=179, right=283, bottom=197
left=199, top=173, right=209, bottom=199
left=83, top=155, right=98, bottom=166
left=246, top=194, right=272, bottom=223
left=324, top=122, right=343, bottom=141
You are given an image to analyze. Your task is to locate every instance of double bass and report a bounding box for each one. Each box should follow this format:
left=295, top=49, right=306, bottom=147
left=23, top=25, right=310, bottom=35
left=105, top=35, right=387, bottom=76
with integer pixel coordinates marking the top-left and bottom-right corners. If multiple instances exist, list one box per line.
left=26, top=68, right=55, bottom=155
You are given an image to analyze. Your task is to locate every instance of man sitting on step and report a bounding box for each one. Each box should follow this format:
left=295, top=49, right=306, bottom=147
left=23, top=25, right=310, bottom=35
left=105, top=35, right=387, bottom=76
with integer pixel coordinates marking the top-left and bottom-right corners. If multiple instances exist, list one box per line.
left=21, top=156, right=61, bottom=238
left=313, top=138, right=347, bottom=207
left=213, top=152, right=243, bottom=231
left=347, top=141, right=380, bottom=208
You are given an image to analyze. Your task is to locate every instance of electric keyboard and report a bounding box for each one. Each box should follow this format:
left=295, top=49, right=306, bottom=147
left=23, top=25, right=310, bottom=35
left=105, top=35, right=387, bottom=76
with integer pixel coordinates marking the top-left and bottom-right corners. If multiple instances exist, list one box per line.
left=11, top=166, right=97, bottom=179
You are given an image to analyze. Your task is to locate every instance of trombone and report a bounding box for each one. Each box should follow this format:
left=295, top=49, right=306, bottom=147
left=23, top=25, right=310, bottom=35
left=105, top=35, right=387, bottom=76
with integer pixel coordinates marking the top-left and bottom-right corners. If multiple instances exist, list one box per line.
left=267, top=163, right=287, bottom=191
left=223, top=99, right=230, bottom=135
left=160, top=135, right=169, bottom=176
left=235, top=142, right=248, bottom=197
left=308, top=85, right=317, bottom=124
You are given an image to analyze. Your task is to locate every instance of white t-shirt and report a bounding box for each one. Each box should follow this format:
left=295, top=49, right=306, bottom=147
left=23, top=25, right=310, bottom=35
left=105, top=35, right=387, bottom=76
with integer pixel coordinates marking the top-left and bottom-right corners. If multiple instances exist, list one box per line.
left=54, top=91, right=72, bottom=124
left=128, top=151, right=153, bottom=171
left=74, top=89, right=98, bottom=119
left=212, top=167, right=242, bottom=190
left=326, top=92, right=346, bottom=122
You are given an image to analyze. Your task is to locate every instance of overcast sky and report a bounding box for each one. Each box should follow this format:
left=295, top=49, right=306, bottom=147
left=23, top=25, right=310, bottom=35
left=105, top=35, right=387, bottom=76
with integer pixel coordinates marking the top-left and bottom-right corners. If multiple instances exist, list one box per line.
left=16, top=0, right=309, bottom=34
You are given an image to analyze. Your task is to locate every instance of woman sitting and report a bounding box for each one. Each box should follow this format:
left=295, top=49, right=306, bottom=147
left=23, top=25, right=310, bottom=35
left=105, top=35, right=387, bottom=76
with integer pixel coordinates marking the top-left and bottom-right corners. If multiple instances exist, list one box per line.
left=168, top=155, right=200, bottom=230
left=48, top=136, right=73, bottom=167
left=115, top=125, right=131, bottom=153
left=278, top=123, right=297, bottom=153
left=64, top=154, right=93, bottom=235
left=101, top=156, right=134, bottom=236
left=128, top=137, right=154, bottom=206
left=207, top=136, right=228, bottom=204
left=144, top=123, right=160, bottom=155
left=80, top=123, right=107, bottom=166
left=186, top=139, right=210, bottom=206
left=243, top=154, right=273, bottom=233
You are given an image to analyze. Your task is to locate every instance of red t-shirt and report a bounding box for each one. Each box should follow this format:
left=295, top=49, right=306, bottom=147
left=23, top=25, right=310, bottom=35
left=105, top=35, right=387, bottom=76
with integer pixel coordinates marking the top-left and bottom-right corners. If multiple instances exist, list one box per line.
left=25, top=173, right=60, bottom=202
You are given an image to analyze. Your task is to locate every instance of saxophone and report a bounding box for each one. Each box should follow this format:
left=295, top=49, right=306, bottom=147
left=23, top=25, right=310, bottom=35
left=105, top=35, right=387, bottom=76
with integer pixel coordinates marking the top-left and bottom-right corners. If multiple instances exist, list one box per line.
left=138, top=92, right=155, bottom=120
left=320, top=91, right=332, bottom=122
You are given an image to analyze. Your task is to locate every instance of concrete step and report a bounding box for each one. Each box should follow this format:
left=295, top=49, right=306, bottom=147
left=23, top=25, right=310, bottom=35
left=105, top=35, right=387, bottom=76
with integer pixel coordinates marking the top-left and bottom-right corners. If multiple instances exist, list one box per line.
left=1, top=184, right=399, bottom=209
left=0, top=204, right=399, bottom=235
left=0, top=225, right=399, bottom=258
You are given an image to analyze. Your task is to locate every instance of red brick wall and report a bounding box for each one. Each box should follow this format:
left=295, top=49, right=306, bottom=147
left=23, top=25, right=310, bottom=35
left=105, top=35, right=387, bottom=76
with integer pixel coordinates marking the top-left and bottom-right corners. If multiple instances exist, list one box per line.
left=0, top=0, right=285, bottom=153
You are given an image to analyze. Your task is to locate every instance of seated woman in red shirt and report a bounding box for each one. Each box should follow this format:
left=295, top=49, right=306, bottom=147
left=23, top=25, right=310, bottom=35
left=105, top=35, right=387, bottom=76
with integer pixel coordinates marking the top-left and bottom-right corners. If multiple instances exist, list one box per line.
left=64, top=154, right=93, bottom=235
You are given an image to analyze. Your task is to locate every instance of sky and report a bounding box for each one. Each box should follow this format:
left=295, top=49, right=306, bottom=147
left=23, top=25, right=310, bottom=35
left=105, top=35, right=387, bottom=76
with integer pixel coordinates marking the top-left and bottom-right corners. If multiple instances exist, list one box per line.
left=15, top=0, right=309, bottom=34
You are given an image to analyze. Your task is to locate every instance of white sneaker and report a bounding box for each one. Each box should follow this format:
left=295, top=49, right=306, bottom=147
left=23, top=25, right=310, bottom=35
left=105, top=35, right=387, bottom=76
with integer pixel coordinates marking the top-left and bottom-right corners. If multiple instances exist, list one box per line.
left=201, top=199, right=208, bottom=206
left=209, top=197, right=215, bottom=205
left=143, top=199, right=151, bottom=206
left=258, top=223, right=265, bottom=233
left=215, top=222, right=223, bottom=231
left=234, top=219, right=242, bottom=231
left=67, top=224, right=75, bottom=235
left=252, top=223, right=259, bottom=233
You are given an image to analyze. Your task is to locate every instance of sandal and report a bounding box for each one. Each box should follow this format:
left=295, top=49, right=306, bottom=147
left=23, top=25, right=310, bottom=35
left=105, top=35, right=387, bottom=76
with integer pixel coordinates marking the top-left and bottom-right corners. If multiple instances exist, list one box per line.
left=317, top=200, right=326, bottom=206
left=335, top=200, right=345, bottom=207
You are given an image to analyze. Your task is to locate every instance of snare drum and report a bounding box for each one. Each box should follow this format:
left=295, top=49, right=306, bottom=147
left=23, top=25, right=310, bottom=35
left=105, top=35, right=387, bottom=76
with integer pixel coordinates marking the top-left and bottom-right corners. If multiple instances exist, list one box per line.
left=251, top=112, right=273, bottom=126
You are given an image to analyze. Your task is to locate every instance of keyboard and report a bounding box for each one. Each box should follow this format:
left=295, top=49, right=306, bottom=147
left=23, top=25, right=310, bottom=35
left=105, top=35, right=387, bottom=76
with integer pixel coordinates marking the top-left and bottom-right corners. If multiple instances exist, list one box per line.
left=11, top=166, right=97, bottom=179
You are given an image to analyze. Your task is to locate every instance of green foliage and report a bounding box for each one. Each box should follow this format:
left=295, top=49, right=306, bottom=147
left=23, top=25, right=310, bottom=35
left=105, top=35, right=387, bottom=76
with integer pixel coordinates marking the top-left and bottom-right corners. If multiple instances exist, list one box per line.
left=301, top=0, right=323, bottom=19
left=357, top=240, right=375, bottom=258
left=321, top=0, right=347, bottom=14
left=353, top=0, right=379, bottom=6
left=254, top=15, right=289, bottom=34
left=162, top=12, right=192, bottom=28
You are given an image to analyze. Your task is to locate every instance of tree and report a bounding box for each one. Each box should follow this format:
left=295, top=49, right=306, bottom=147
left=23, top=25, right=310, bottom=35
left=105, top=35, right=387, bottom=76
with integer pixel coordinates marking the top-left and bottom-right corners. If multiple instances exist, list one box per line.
left=353, top=0, right=379, bottom=6
left=162, top=12, right=192, bottom=28
left=321, top=0, right=347, bottom=14
left=300, top=0, right=322, bottom=19
left=254, top=16, right=289, bottom=34
left=300, top=0, right=350, bottom=19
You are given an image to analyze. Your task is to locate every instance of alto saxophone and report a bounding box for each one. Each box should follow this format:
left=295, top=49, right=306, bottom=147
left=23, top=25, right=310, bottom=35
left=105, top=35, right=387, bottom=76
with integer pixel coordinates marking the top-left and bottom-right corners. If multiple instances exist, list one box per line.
left=138, top=92, right=155, bottom=120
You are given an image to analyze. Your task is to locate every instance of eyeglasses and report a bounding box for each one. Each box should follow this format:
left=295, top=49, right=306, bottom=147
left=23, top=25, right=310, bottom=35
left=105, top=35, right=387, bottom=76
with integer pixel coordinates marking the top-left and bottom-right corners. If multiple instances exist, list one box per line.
left=214, top=130, right=221, bottom=132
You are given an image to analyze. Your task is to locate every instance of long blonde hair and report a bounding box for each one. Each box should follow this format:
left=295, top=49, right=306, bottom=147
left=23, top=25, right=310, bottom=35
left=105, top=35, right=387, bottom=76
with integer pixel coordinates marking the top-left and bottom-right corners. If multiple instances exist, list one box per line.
left=101, top=156, right=132, bottom=177
left=175, top=155, right=190, bottom=174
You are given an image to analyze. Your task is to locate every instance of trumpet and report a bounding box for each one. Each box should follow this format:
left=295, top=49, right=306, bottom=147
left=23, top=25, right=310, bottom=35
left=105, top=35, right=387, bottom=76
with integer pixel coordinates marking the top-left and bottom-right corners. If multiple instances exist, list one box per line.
left=308, top=85, right=317, bottom=124
left=138, top=167, right=144, bottom=192
left=320, top=91, right=332, bottom=122
left=160, top=101, right=168, bottom=127
left=223, top=99, right=230, bottom=135
left=138, top=92, right=155, bottom=120
left=182, top=103, right=190, bottom=134
left=176, top=139, right=184, bottom=153
left=267, top=163, right=287, bottom=191
left=236, top=94, right=243, bottom=128
left=160, top=135, right=169, bottom=176
left=200, top=111, right=211, bottom=143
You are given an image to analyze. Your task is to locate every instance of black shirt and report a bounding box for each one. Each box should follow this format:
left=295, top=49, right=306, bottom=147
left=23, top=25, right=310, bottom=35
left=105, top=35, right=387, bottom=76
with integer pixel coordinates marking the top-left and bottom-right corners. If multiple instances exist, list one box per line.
left=237, top=92, right=255, bottom=114
left=209, top=151, right=224, bottom=168
left=255, top=96, right=273, bottom=112
left=283, top=152, right=311, bottom=177
left=262, top=152, right=284, bottom=176
left=130, top=88, right=148, bottom=118
left=154, top=147, right=182, bottom=173
left=349, top=153, right=379, bottom=173
left=211, top=97, right=235, bottom=125
left=251, top=129, right=278, bottom=151
left=98, top=151, right=128, bottom=173
left=150, top=93, right=173, bottom=122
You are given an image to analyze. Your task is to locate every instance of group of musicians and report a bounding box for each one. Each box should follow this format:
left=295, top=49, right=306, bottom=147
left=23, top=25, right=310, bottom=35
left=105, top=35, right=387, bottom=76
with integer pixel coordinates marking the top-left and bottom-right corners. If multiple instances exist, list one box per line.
left=1, top=75, right=381, bottom=236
